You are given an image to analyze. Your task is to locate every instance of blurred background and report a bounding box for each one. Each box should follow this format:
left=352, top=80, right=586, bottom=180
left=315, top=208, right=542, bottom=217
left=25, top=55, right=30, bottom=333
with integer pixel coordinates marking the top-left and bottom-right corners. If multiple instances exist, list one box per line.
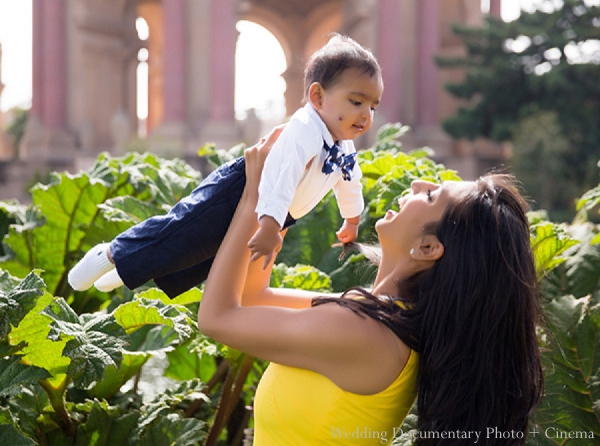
left=0, top=0, right=598, bottom=221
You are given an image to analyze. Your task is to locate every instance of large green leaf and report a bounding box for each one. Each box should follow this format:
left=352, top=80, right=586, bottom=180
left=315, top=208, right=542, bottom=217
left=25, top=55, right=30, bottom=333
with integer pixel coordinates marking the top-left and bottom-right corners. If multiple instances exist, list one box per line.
left=0, top=356, right=50, bottom=396
left=3, top=385, right=51, bottom=442
left=391, top=412, right=418, bottom=446
left=164, top=334, right=218, bottom=383
left=270, top=264, right=332, bottom=292
left=531, top=221, right=579, bottom=282
left=86, top=353, right=151, bottom=400
left=561, top=224, right=600, bottom=301
left=0, top=423, right=36, bottom=446
left=9, top=293, right=70, bottom=384
left=130, top=379, right=209, bottom=445
left=113, top=295, right=195, bottom=344
left=42, top=297, right=129, bottom=388
left=74, top=399, right=140, bottom=446
left=138, top=415, right=207, bottom=446
left=0, top=270, right=45, bottom=339
left=576, top=184, right=600, bottom=215
left=534, top=295, right=600, bottom=438
left=0, top=152, right=201, bottom=299
left=98, top=196, right=165, bottom=225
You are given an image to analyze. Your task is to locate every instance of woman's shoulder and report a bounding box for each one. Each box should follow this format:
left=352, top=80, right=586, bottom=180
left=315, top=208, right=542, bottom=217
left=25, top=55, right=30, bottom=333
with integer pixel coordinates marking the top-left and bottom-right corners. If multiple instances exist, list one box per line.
left=309, top=301, right=412, bottom=395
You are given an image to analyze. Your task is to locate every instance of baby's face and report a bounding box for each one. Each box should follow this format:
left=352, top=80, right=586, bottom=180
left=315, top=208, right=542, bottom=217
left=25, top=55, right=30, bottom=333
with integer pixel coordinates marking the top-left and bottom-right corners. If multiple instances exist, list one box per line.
left=316, top=67, right=383, bottom=142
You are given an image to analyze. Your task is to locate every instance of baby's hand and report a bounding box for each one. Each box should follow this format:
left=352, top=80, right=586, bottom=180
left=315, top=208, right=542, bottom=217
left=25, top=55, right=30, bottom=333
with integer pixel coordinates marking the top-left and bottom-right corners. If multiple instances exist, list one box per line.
left=248, top=217, right=282, bottom=269
left=336, top=219, right=359, bottom=244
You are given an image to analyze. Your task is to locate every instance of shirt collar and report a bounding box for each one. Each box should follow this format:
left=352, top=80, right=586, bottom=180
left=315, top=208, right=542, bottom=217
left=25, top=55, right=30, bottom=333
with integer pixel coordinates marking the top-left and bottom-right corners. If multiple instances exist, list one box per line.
left=304, top=103, right=336, bottom=148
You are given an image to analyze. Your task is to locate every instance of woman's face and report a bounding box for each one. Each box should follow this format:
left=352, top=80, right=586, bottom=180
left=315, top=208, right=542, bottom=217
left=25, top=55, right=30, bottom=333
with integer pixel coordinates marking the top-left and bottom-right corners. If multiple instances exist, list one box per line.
left=375, top=180, right=476, bottom=252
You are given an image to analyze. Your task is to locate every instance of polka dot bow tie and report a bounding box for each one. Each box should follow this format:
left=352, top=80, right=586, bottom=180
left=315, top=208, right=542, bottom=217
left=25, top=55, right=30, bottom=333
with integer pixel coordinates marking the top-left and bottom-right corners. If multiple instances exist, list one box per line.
left=322, top=141, right=357, bottom=181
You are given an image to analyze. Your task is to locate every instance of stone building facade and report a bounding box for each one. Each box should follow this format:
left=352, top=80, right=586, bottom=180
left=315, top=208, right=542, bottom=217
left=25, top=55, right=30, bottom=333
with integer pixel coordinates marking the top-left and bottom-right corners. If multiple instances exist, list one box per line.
left=4, top=0, right=507, bottom=202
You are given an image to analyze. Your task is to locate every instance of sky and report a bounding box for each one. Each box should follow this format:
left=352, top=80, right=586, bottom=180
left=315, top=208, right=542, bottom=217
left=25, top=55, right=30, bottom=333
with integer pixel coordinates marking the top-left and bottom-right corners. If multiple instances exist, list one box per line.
left=0, top=0, right=526, bottom=116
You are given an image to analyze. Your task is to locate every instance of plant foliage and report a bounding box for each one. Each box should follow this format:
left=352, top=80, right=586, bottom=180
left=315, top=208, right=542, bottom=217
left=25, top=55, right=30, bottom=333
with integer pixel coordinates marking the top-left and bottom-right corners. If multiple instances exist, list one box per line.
left=0, top=125, right=599, bottom=444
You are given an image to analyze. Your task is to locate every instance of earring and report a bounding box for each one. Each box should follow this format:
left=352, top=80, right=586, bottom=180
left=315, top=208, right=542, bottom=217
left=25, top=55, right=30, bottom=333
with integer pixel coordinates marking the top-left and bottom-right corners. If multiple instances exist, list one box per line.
left=410, top=248, right=415, bottom=256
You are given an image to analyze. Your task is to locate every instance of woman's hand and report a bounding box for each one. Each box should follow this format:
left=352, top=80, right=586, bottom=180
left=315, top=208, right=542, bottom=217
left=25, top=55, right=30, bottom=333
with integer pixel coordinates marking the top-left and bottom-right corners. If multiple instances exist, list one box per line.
left=243, top=124, right=285, bottom=200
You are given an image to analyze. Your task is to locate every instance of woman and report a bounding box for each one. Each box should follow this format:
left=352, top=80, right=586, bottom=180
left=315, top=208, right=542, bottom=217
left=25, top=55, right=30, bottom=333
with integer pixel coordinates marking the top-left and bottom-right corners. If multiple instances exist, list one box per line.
left=198, top=128, right=543, bottom=445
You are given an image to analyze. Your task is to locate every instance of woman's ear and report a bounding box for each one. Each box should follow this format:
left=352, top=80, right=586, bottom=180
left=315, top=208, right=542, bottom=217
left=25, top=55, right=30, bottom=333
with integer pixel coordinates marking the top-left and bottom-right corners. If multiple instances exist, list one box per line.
left=412, top=235, right=444, bottom=262
left=308, top=82, right=324, bottom=109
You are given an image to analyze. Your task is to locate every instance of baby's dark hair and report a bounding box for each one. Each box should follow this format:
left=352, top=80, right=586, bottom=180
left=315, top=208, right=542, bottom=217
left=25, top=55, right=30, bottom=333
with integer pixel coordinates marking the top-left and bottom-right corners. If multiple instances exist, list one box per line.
left=304, top=34, right=381, bottom=98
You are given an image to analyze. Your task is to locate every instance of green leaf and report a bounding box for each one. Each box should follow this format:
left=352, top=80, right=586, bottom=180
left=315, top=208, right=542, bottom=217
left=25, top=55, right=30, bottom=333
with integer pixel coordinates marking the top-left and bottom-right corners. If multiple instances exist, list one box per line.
left=0, top=270, right=45, bottom=339
left=197, top=143, right=245, bottom=169
left=131, top=379, right=209, bottom=445
left=0, top=152, right=201, bottom=299
left=86, top=352, right=150, bottom=399
left=391, top=412, right=418, bottom=446
left=9, top=293, right=70, bottom=384
left=0, top=423, right=36, bottom=446
left=113, top=295, right=194, bottom=344
left=133, top=286, right=203, bottom=306
left=270, top=264, right=332, bottom=292
left=74, top=399, right=139, bottom=446
left=531, top=222, right=579, bottom=281
left=562, top=224, right=600, bottom=300
left=3, top=385, right=51, bottom=441
left=534, top=295, right=600, bottom=436
left=98, top=196, right=166, bottom=225
left=164, top=335, right=218, bottom=382
left=42, top=297, right=129, bottom=388
left=576, top=184, right=600, bottom=214
left=0, top=356, right=51, bottom=396
left=138, top=414, right=207, bottom=446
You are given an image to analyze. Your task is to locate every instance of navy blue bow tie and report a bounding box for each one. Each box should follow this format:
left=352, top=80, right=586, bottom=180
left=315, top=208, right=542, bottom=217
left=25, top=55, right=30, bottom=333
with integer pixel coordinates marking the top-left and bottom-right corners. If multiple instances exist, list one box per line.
left=322, top=141, right=356, bottom=181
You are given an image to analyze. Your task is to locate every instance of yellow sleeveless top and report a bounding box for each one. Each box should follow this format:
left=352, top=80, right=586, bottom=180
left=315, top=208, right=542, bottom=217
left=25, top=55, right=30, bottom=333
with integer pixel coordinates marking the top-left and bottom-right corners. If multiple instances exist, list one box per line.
left=253, top=350, right=418, bottom=445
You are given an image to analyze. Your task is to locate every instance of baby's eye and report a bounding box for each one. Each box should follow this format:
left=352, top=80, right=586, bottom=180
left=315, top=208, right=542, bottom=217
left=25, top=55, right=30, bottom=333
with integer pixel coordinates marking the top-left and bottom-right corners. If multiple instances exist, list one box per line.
left=427, top=190, right=432, bottom=201
left=350, top=100, right=361, bottom=106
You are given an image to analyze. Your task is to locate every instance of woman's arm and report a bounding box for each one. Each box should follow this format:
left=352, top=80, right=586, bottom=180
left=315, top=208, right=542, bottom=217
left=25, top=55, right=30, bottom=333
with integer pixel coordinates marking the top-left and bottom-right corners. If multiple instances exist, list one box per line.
left=197, top=127, right=408, bottom=394
left=199, top=127, right=324, bottom=315
left=242, top=228, right=338, bottom=309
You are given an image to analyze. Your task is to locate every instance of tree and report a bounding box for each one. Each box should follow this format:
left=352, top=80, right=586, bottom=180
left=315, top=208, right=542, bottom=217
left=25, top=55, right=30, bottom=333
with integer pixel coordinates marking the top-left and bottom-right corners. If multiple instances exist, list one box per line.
left=437, top=0, right=600, bottom=219
left=5, top=107, right=27, bottom=155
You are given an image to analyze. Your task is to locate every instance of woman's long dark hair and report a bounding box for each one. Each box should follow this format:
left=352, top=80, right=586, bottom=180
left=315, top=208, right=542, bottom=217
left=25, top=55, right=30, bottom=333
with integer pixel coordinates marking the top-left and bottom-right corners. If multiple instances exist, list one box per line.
left=313, top=174, right=543, bottom=445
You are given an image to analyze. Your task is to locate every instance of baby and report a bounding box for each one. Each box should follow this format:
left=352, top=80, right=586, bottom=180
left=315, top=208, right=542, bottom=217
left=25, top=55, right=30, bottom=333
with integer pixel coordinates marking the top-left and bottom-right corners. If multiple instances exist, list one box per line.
left=68, top=34, right=383, bottom=298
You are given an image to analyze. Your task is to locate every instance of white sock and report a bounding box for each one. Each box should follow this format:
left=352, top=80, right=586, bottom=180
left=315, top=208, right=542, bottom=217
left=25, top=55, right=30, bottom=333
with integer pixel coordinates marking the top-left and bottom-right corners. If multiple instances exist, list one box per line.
left=68, top=243, right=115, bottom=291
left=94, top=269, right=124, bottom=292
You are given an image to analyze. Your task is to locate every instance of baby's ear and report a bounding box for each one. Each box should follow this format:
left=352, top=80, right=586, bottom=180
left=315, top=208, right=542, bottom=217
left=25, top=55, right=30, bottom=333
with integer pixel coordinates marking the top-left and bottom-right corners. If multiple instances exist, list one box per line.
left=308, top=82, right=324, bottom=109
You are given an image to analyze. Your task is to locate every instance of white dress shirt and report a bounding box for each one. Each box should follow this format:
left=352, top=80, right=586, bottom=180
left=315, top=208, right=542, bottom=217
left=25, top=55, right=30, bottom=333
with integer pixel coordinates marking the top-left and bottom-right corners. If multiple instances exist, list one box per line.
left=256, top=103, right=364, bottom=227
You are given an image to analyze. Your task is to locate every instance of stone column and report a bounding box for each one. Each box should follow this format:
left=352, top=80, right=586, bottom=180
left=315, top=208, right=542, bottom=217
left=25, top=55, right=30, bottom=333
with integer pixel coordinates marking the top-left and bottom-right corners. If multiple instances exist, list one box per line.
left=20, top=0, right=44, bottom=155
left=202, top=0, right=239, bottom=148
left=30, top=0, right=44, bottom=121
left=150, top=0, right=190, bottom=156
left=376, top=0, right=403, bottom=125
left=208, top=0, right=236, bottom=123
left=0, top=43, right=8, bottom=159
left=23, top=0, right=74, bottom=158
left=139, top=2, right=164, bottom=134
left=282, top=38, right=305, bottom=117
left=490, top=0, right=502, bottom=18
left=416, top=0, right=439, bottom=127
left=42, top=0, right=67, bottom=129
left=162, top=0, right=187, bottom=124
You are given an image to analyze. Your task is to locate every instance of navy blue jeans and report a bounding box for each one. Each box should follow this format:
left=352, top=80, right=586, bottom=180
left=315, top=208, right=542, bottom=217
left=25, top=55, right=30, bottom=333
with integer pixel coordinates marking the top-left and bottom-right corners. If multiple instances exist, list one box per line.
left=110, top=157, right=295, bottom=298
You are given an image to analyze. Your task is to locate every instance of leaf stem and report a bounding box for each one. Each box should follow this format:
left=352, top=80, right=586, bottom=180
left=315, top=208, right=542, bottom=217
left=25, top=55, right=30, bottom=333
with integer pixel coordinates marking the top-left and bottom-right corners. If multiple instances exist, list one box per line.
left=38, top=378, right=76, bottom=437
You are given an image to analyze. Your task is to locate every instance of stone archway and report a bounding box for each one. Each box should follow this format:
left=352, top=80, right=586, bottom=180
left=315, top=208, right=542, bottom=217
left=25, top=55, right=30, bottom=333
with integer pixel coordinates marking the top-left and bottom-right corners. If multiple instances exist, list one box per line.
left=239, top=0, right=345, bottom=116
left=19, top=0, right=506, bottom=192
